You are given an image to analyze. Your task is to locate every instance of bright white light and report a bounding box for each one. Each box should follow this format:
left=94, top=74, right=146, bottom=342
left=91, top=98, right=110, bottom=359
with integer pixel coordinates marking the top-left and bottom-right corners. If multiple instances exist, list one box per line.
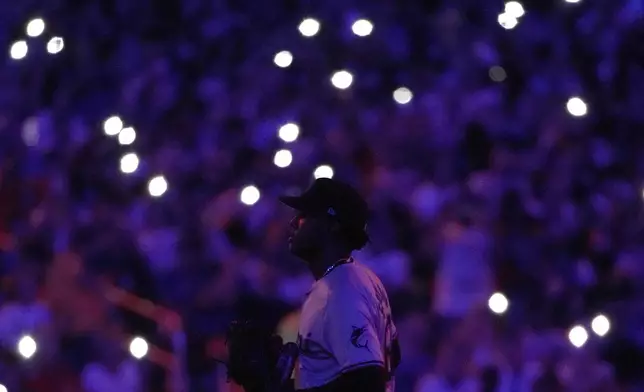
left=17, top=335, right=37, bottom=359
left=566, top=96, right=588, bottom=117
left=568, top=325, right=589, bottom=348
left=0, top=383, right=7, bottom=392
left=118, top=126, right=136, bottom=145
left=497, top=13, right=519, bottom=29
left=313, top=165, right=334, bottom=179
left=351, top=19, right=374, bottom=37
left=331, top=70, right=353, bottom=90
left=120, top=153, right=140, bottom=174
left=148, top=175, right=168, bottom=197
left=274, top=149, right=293, bottom=168
left=10, top=40, right=28, bottom=60
left=393, top=87, right=413, bottom=105
left=565, top=0, right=581, bottom=3
left=298, top=18, right=321, bottom=37
left=278, top=122, right=300, bottom=143
left=26, top=18, right=46, bottom=37
left=103, top=116, right=123, bottom=136
left=488, top=292, right=509, bottom=314
left=591, top=314, right=611, bottom=337
left=274, top=51, right=293, bottom=68
left=504, top=1, right=525, bottom=18
left=46, top=36, right=64, bottom=54
left=129, top=336, right=149, bottom=360
left=240, top=185, right=261, bottom=206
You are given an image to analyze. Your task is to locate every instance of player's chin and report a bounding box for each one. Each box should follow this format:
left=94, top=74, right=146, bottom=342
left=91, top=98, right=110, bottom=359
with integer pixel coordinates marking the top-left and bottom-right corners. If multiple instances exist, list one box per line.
left=288, top=241, right=310, bottom=260
left=288, top=242, right=302, bottom=256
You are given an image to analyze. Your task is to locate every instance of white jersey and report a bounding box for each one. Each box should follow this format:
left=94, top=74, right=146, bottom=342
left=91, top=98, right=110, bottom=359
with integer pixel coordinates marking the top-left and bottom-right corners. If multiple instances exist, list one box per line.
left=295, top=261, right=397, bottom=391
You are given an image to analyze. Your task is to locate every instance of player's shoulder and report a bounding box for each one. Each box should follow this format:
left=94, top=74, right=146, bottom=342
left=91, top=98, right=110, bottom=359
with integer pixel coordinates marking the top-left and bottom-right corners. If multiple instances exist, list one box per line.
left=327, top=260, right=374, bottom=284
left=326, top=261, right=384, bottom=299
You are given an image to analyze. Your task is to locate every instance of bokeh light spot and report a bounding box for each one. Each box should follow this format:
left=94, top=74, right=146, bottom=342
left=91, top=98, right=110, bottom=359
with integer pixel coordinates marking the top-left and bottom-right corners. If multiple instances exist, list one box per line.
left=274, top=149, right=293, bottom=168
left=120, top=153, right=140, bottom=174
left=488, top=292, right=509, bottom=314
left=103, top=116, right=123, bottom=136
left=17, top=335, right=37, bottom=359
left=10, top=40, right=28, bottom=60
left=331, top=70, right=353, bottom=90
left=393, top=87, right=413, bottom=105
left=298, top=18, right=320, bottom=37
left=591, top=314, right=610, bottom=337
left=129, top=337, right=149, bottom=359
left=278, top=123, right=300, bottom=143
left=568, top=325, right=589, bottom=348
left=148, top=176, right=168, bottom=197
left=566, top=96, right=588, bottom=117
left=351, top=19, right=373, bottom=37
left=240, top=185, right=261, bottom=206
left=26, top=18, right=46, bottom=37
left=313, top=165, right=334, bottom=179
left=274, top=51, right=293, bottom=68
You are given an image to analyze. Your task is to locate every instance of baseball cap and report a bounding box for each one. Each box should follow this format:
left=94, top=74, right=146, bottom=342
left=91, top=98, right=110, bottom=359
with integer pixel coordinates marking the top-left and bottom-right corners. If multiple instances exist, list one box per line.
left=279, top=178, right=369, bottom=239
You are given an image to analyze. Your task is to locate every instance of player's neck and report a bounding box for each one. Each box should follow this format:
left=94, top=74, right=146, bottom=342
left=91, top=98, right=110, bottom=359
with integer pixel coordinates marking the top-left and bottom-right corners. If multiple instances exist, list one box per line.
left=308, top=247, right=352, bottom=280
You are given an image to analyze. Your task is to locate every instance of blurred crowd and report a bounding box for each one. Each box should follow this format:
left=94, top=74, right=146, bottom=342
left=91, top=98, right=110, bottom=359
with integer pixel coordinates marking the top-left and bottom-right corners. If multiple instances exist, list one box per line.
left=0, top=0, right=643, bottom=391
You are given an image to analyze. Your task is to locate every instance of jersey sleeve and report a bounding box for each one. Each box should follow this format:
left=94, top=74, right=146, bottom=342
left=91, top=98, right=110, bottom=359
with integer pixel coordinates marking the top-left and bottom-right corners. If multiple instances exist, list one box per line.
left=324, top=288, right=384, bottom=373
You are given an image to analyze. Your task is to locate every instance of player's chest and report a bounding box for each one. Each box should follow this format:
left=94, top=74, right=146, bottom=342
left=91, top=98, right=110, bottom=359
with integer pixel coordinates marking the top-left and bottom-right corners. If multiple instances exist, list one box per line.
left=295, top=294, right=338, bottom=388
left=297, top=290, right=332, bottom=360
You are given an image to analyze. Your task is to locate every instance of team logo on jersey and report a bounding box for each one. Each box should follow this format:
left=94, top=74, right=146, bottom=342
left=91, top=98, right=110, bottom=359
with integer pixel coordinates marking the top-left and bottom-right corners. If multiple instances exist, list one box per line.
left=350, top=326, right=369, bottom=349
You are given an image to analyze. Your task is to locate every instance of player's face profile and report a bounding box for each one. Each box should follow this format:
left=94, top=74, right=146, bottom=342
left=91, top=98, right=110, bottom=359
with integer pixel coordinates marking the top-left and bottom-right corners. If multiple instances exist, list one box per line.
left=288, top=213, right=327, bottom=260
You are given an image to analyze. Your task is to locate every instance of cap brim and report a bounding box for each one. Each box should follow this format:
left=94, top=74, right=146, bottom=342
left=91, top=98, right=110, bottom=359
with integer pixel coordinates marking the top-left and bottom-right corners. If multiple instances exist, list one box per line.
left=278, top=195, right=307, bottom=211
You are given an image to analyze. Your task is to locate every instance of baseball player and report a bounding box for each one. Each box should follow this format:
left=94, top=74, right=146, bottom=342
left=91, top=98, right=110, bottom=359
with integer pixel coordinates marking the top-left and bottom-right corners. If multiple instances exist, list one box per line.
left=279, top=178, right=401, bottom=392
